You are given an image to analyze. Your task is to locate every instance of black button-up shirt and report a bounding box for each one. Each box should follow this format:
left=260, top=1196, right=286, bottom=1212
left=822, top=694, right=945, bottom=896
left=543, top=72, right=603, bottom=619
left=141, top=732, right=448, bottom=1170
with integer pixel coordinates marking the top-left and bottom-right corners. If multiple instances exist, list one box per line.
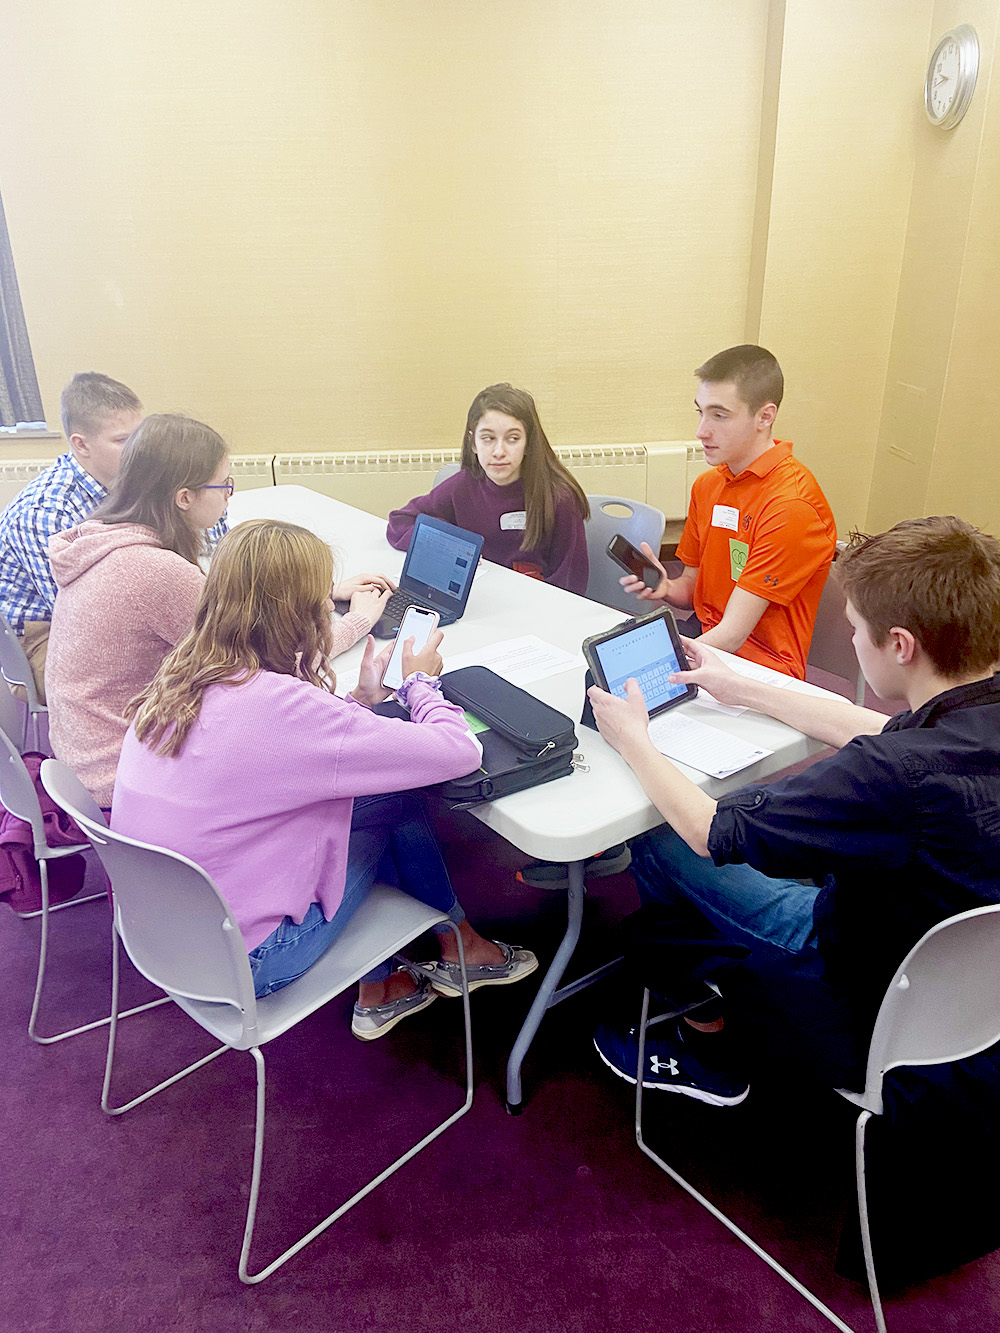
left=708, top=674, right=1000, bottom=1029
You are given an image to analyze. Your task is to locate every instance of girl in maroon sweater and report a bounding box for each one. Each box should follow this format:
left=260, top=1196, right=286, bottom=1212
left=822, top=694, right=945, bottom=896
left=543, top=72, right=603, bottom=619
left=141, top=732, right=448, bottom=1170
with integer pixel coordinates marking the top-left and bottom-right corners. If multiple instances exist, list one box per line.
left=387, top=383, right=590, bottom=594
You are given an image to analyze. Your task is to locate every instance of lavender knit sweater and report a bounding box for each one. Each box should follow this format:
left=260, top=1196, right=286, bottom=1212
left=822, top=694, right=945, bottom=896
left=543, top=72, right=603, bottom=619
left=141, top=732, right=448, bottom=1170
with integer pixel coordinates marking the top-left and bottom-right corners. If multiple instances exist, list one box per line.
left=112, top=671, right=483, bottom=950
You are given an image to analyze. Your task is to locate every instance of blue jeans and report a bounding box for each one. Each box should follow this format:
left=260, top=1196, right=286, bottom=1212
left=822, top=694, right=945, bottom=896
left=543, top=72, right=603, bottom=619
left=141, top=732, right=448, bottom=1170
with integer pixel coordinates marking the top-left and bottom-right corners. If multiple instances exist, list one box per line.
left=249, top=791, right=465, bottom=998
left=631, top=826, right=819, bottom=957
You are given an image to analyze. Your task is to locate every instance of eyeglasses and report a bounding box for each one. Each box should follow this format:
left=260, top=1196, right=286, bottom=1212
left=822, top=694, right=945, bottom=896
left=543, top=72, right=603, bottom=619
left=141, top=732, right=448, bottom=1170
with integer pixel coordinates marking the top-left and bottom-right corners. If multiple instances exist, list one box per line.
left=201, top=477, right=235, bottom=497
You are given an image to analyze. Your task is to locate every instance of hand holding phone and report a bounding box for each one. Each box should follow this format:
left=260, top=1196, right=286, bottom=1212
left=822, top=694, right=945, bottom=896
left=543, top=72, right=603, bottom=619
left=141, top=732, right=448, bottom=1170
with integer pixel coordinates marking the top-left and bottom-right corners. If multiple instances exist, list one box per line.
left=381, top=606, right=440, bottom=691
left=607, top=534, right=667, bottom=599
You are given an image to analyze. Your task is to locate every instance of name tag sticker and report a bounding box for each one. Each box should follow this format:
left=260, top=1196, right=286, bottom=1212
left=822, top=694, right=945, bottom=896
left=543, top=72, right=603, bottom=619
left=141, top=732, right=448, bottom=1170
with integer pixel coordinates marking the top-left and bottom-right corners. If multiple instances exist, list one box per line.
left=712, top=504, right=739, bottom=532
left=729, top=538, right=750, bottom=582
left=500, top=510, right=526, bottom=531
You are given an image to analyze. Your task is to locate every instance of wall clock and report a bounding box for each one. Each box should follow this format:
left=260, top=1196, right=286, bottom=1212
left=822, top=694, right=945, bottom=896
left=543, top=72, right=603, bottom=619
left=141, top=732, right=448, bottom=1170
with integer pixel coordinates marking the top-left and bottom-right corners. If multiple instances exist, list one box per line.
left=925, top=25, right=979, bottom=129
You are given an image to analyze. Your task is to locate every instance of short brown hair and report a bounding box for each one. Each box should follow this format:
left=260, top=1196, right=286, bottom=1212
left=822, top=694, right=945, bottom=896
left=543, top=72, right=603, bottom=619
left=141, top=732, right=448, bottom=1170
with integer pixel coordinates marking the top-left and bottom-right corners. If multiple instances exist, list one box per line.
left=694, top=345, right=783, bottom=414
left=93, top=413, right=227, bottom=565
left=60, top=372, right=142, bottom=438
left=835, top=516, right=1000, bottom=677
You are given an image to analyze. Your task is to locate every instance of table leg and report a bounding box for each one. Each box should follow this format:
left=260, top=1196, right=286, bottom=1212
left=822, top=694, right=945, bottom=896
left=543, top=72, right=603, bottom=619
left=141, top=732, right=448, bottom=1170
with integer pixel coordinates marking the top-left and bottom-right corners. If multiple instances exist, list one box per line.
left=505, top=858, right=586, bottom=1114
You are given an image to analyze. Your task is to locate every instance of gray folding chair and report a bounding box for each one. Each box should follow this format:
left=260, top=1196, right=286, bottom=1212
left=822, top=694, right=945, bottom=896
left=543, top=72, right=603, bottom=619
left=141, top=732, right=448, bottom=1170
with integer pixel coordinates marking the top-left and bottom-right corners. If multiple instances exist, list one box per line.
left=633, top=904, right=1000, bottom=1333
left=584, top=495, right=666, bottom=615
left=807, top=542, right=866, bottom=706
left=432, top=461, right=460, bottom=488
left=0, top=613, right=48, bottom=751
left=41, top=757, right=474, bottom=1285
left=0, top=707, right=164, bottom=1044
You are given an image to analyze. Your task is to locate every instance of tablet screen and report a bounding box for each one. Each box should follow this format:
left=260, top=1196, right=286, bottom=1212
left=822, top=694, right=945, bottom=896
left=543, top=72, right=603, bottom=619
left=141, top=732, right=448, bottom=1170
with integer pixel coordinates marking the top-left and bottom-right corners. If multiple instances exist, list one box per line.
left=591, top=615, right=688, bottom=712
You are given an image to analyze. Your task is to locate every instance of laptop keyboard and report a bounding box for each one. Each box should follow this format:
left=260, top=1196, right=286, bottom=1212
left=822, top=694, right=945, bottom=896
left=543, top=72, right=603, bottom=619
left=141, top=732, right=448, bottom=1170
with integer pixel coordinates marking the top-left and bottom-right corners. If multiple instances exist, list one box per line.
left=379, top=589, right=442, bottom=632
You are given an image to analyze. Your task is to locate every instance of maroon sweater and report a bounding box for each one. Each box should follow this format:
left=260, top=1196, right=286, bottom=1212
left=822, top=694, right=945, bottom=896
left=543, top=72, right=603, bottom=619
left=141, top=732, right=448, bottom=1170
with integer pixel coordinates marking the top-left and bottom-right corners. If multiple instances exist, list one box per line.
left=386, top=471, right=589, bottom=595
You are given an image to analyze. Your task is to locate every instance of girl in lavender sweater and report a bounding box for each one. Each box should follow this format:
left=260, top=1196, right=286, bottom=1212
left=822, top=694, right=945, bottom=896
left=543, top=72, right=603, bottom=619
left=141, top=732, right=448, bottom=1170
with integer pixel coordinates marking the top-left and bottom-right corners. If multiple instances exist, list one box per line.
left=387, top=382, right=591, bottom=594
left=113, top=519, right=537, bottom=1041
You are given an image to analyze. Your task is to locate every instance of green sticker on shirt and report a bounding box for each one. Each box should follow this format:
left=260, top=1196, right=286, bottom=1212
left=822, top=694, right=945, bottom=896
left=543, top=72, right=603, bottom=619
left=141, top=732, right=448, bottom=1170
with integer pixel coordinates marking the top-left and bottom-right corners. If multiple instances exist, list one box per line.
left=729, top=538, right=750, bottom=581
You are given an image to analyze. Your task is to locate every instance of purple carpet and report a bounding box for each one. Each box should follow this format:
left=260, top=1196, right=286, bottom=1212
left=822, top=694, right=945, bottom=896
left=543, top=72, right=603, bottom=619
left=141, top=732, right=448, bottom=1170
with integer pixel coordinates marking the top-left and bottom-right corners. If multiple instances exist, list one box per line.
left=2, top=672, right=996, bottom=1331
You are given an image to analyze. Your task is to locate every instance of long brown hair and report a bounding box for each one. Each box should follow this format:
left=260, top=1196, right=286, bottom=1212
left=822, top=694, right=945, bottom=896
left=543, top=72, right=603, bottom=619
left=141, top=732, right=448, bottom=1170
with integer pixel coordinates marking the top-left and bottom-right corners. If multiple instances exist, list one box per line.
left=129, top=519, right=336, bottom=757
left=460, top=383, right=589, bottom=551
left=94, top=413, right=227, bottom=565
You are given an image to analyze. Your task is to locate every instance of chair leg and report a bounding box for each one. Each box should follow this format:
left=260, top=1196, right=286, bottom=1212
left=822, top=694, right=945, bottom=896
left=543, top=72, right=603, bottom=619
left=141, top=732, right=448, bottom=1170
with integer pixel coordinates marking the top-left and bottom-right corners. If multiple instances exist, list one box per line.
left=26, top=866, right=170, bottom=1045
left=239, top=923, right=474, bottom=1284
left=855, top=1110, right=888, bottom=1333
left=101, top=925, right=228, bottom=1115
left=634, top=989, right=860, bottom=1333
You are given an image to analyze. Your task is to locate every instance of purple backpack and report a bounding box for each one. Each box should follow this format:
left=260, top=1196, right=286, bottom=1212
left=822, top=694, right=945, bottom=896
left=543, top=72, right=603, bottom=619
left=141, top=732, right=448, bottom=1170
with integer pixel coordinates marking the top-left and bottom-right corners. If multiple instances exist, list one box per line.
left=0, top=752, right=89, bottom=913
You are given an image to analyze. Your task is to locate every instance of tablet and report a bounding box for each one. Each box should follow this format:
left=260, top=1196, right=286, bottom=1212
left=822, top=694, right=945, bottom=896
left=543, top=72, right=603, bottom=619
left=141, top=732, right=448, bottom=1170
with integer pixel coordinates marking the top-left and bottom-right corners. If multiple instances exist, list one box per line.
left=582, top=608, right=697, bottom=718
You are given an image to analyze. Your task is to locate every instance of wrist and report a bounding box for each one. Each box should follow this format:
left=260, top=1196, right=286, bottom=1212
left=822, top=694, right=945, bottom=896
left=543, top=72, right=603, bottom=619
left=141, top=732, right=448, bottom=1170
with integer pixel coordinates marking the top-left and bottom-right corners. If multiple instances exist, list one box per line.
left=395, top=671, right=441, bottom=711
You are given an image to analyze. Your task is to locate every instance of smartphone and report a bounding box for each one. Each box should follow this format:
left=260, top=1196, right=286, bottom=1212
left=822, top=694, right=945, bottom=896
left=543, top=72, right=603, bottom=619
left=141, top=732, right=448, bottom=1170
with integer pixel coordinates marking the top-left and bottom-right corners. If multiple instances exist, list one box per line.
left=606, top=534, right=662, bottom=589
left=381, top=605, right=440, bottom=691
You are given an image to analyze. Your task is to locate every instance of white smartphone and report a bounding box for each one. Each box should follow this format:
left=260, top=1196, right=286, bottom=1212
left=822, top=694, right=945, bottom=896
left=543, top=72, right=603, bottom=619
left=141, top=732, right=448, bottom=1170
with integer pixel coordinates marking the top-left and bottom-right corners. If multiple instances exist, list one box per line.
left=380, top=605, right=440, bottom=691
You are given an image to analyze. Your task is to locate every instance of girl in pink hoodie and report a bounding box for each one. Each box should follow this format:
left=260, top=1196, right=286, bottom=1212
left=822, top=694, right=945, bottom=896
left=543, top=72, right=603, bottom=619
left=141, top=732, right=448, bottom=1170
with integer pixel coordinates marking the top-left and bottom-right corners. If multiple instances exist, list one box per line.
left=46, top=414, right=231, bottom=807
left=47, top=415, right=395, bottom=808
left=113, top=518, right=538, bottom=1040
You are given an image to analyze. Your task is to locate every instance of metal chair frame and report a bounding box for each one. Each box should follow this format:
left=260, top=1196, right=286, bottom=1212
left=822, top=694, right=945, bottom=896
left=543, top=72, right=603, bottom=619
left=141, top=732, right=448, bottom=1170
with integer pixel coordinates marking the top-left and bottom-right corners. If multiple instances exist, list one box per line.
left=633, top=905, right=1000, bottom=1333
left=0, top=703, right=165, bottom=1043
left=42, top=757, right=474, bottom=1285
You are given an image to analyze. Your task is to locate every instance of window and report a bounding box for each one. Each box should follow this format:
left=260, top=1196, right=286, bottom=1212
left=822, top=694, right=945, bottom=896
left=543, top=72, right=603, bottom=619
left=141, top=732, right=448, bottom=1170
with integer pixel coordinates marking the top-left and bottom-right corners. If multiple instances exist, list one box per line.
left=0, top=188, right=43, bottom=427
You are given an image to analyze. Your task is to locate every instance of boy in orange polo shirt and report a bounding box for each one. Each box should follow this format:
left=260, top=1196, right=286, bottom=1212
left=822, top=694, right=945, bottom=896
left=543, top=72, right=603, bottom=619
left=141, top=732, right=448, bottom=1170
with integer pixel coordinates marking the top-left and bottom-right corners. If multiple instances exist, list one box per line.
left=623, top=345, right=835, bottom=678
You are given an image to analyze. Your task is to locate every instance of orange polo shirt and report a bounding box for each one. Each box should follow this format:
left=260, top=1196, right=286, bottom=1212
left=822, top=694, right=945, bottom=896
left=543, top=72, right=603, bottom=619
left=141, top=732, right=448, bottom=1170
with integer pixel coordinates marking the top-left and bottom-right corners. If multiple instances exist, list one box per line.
left=675, top=440, right=836, bottom=679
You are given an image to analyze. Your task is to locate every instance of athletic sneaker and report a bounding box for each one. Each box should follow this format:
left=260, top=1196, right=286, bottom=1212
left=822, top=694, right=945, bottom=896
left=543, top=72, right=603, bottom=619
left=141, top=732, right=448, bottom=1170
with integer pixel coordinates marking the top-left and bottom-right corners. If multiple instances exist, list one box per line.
left=593, top=1017, right=749, bottom=1107
left=416, top=940, right=538, bottom=998
left=516, top=843, right=631, bottom=889
left=351, top=967, right=437, bottom=1041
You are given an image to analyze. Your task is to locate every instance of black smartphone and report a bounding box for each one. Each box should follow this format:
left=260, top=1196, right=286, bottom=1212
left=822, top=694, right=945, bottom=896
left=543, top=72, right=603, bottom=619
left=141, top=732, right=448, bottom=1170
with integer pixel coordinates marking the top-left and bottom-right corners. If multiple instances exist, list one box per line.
left=606, top=533, right=661, bottom=589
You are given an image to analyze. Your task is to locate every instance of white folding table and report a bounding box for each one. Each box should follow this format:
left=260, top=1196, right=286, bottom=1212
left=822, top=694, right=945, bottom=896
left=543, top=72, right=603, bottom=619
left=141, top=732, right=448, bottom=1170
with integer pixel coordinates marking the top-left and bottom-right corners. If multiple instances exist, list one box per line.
left=226, top=486, right=831, bottom=1109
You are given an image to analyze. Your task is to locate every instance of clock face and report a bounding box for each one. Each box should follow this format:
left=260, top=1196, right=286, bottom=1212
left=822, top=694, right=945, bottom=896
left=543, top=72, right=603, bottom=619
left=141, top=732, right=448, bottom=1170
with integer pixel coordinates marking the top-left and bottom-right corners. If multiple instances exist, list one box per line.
left=929, top=38, right=961, bottom=120
left=925, top=26, right=979, bottom=129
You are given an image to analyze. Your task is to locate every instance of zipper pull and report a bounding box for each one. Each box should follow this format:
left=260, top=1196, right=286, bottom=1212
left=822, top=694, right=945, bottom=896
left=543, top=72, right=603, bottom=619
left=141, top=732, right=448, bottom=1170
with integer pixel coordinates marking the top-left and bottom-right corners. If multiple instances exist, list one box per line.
left=572, top=751, right=590, bottom=773
left=535, top=740, right=555, bottom=758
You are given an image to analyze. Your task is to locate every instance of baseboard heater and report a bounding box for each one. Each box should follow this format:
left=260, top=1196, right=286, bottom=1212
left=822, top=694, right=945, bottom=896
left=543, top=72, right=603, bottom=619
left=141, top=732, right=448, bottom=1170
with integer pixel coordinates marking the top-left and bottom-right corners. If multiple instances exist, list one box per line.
left=0, top=444, right=709, bottom=520
left=272, top=442, right=708, bottom=520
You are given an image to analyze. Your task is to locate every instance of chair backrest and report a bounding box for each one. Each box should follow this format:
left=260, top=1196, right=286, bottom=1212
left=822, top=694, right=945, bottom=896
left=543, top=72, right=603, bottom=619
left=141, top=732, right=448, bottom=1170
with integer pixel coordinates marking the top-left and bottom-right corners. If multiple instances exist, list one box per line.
left=0, top=726, right=49, bottom=855
left=862, top=903, right=1000, bottom=1116
left=584, top=495, right=666, bottom=615
left=0, top=676, right=27, bottom=752
left=40, top=758, right=257, bottom=1028
left=0, top=614, right=40, bottom=712
left=806, top=541, right=865, bottom=704
left=433, top=462, right=461, bottom=489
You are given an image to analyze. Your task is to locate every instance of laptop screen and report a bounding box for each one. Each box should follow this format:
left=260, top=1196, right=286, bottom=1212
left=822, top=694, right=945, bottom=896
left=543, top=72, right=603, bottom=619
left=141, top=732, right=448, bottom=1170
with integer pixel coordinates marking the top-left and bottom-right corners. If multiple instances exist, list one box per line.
left=400, top=514, right=484, bottom=614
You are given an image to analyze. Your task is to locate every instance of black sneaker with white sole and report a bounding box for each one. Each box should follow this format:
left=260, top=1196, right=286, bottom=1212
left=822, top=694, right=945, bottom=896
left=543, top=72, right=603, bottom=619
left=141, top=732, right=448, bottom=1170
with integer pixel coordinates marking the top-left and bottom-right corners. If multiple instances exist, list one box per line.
left=593, top=1016, right=749, bottom=1107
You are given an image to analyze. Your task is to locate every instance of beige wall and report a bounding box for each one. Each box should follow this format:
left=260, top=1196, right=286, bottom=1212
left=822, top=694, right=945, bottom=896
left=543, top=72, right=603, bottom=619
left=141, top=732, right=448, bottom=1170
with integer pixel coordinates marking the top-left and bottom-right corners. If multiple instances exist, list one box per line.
left=2, top=2, right=999, bottom=533
left=758, top=1, right=930, bottom=531
left=868, top=0, right=1000, bottom=534
left=0, top=2, right=767, bottom=454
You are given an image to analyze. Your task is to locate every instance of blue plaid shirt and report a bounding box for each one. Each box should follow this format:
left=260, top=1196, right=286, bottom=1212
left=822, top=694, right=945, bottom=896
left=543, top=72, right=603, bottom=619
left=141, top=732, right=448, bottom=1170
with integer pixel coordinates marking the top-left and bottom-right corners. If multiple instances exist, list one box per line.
left=0, top=451, right=227, bottom=632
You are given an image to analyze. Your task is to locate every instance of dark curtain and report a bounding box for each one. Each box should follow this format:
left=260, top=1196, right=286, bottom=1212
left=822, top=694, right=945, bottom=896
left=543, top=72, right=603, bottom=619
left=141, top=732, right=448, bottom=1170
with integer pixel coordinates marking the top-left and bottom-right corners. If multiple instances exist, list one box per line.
left=0, top=189, right=43, bottom=427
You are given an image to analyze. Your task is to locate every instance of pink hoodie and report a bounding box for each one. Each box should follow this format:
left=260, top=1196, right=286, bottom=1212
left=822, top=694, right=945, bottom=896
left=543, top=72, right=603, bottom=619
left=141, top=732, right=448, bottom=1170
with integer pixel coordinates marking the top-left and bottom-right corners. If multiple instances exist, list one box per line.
left=47, top=522, right=204, bottom=806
